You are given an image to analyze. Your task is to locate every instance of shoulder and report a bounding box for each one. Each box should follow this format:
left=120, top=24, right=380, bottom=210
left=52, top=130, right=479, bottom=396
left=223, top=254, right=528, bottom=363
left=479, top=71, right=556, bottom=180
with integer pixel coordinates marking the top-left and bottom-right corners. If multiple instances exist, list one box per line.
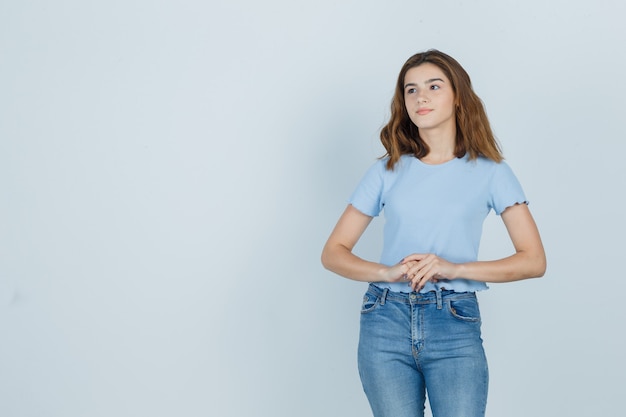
left=387, top=154, right=416, bottom=172
left=367, top=155, right=413, bottom=175
left=467, top=155, right=499, bottom=167
left=465, top=156, right=514, bottom=175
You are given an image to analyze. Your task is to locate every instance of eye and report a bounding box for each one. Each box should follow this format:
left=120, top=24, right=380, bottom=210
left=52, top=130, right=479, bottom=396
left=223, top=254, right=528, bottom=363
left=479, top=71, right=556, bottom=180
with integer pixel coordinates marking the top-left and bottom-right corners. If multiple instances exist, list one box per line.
left=430, top=85, right=441, bottom=90
left=406, top=88, right=416, bottom=94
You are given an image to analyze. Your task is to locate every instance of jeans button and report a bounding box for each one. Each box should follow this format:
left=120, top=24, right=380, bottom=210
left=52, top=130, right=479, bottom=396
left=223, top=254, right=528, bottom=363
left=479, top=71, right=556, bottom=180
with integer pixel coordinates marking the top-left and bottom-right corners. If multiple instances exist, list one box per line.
left=410, top=294, right=416, bottom=300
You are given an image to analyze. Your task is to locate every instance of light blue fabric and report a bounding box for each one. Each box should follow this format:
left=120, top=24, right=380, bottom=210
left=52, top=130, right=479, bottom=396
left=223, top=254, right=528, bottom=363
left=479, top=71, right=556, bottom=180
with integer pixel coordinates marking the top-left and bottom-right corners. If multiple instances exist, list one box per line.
left=349, top=154, right=527, bottom=293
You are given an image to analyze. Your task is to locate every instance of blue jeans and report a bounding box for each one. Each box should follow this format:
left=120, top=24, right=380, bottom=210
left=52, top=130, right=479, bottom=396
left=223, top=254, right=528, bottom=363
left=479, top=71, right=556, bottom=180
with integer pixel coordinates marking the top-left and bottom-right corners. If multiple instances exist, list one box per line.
left=358, top=284, right=488, bottom=417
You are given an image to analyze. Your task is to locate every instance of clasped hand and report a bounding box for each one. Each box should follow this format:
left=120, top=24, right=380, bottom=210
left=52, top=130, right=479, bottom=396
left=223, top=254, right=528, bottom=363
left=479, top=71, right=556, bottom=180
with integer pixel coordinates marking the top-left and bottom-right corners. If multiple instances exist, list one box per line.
left=385, top=254, right=458, bottom=292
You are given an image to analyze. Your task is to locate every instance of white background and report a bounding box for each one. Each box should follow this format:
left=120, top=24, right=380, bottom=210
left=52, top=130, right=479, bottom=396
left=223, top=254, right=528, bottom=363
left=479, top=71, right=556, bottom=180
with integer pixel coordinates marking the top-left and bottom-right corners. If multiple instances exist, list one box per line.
left=1, top=0, right=625, bottom=416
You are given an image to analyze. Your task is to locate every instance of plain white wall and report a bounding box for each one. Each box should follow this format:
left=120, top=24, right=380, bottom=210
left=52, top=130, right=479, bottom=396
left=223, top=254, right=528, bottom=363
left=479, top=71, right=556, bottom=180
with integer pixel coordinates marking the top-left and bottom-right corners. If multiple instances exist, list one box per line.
left=1, top=0, right=625, bottom=416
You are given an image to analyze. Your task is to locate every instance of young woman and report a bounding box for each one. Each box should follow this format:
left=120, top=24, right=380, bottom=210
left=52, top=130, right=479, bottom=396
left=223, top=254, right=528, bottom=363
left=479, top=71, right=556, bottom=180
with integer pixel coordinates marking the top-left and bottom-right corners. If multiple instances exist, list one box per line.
left=321, top=50, right=546, bottom=417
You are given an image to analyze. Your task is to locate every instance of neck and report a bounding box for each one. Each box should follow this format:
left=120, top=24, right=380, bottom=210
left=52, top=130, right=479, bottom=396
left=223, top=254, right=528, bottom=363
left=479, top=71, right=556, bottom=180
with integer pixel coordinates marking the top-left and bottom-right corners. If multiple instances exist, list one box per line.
left=419, top=125, right=456, bottom=164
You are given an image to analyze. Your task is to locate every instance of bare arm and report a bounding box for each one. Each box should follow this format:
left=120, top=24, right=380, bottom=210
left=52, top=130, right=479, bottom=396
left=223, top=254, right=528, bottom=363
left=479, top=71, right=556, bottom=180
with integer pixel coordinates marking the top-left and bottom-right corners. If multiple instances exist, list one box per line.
left=321, top=205, right=410, bottom=283
left=402, top=203, right=546, bottom=291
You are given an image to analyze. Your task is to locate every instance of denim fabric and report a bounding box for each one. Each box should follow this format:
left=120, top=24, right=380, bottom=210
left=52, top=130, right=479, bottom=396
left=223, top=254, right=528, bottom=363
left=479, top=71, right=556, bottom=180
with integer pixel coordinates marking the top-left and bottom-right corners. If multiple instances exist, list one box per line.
left=358, top=284, right=488, bottom=417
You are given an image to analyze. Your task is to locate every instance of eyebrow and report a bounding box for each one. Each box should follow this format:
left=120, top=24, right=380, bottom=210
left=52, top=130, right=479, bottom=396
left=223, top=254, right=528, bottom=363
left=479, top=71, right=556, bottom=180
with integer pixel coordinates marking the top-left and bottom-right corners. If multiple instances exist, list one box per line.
left=404, top=78, right=445, bottom=88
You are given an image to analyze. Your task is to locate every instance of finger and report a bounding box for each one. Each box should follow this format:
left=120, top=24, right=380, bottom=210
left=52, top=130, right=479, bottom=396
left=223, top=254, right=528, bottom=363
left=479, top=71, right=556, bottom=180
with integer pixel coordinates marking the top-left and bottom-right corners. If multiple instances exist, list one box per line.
left=410, top=269, right=425, bottom=291
left=412, top=264, right=436, bottom=291
left=407, top=263, right=429, bottom=289
left=399, top=264, right=414, bottom=283
left=404, top=261, right=421, bottom=277
left=417, top=274, right=433, bottom=292
left=401, top=254, right=427, bottom=264
left=396, top=262, right=418, bottom=282
left=412, top=258, right=433, bottom=278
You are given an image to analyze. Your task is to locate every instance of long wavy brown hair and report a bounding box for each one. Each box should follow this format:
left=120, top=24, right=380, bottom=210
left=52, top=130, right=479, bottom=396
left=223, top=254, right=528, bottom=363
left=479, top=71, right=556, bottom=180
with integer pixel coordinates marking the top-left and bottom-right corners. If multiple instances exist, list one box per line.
left=380, top=49, right=503, bottom=170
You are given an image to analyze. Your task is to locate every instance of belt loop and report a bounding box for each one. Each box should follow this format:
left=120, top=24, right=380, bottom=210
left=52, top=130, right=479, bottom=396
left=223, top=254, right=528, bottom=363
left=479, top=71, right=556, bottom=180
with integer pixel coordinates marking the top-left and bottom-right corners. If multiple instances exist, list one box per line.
left=380, top=288, right=389, bottom=305
left=436, top=289, right=442, bottom=310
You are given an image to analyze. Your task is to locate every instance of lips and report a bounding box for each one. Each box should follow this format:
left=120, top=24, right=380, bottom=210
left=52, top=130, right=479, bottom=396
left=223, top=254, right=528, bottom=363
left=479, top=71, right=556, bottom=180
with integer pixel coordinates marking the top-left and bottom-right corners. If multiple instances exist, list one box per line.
left=417, top=109, right=433, bottom=115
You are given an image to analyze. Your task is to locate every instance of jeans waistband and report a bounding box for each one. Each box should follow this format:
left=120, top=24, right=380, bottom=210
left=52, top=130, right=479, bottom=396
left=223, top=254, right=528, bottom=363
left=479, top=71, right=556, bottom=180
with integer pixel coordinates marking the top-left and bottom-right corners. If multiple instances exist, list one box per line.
left=367, top=283, right=475, bottom=307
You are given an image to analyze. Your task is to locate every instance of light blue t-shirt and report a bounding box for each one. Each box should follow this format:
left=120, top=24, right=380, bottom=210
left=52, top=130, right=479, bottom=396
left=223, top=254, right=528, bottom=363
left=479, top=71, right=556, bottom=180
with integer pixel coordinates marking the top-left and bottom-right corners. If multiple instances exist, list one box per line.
left=349, top=154, right=527, bottom=293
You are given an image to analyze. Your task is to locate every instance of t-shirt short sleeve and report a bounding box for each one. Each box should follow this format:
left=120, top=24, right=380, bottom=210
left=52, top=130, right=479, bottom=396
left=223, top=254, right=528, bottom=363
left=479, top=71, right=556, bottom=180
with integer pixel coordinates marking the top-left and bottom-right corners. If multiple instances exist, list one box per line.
left=489, top=161, right=528, bottom=215
left=348, top=160, right=386, bottom=217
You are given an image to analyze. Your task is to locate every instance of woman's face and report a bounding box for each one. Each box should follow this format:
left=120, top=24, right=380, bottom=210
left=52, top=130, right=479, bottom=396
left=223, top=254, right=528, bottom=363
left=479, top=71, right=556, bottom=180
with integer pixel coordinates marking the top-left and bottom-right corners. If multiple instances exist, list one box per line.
left=403, top=63, right=456, bottom=133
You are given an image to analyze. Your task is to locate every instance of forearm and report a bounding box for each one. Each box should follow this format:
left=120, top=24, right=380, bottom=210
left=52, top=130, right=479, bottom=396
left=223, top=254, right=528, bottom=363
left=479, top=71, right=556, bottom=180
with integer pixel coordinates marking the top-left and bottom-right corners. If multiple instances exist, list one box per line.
left=454, top=203, right=547, bottom=284
left=455, top=250, right=546, bottom=283
left=321, top=243, right=389, bottom=283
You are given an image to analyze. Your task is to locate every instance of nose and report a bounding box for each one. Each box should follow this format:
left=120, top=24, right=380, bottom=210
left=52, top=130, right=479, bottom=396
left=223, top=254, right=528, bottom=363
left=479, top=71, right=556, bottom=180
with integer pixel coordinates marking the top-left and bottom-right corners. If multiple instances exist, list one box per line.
left=416, top=89, right=429, bottom=103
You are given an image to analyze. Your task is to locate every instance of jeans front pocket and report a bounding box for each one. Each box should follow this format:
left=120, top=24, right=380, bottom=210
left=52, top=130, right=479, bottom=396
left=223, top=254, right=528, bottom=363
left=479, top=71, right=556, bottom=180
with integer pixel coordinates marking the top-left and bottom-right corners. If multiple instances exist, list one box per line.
left=360, top=292, right=380, bottom=314
left=447, top=296, right=481, bottom=322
